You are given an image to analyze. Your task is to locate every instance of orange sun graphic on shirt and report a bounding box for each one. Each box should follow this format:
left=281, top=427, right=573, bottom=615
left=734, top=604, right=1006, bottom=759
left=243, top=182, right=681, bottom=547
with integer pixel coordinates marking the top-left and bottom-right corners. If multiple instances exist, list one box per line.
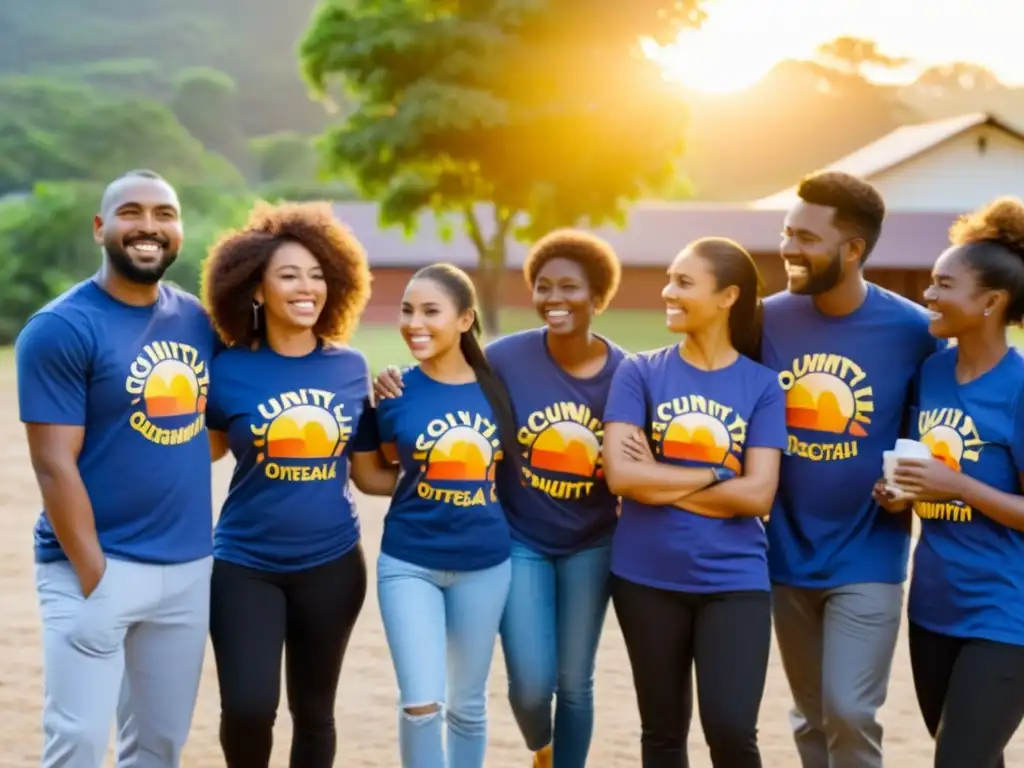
left=425, top=426, right=494, bottom=481
left=263, top=405, right=343, bottom=460
left=142, top=359, right=201, bottom=418
left=920, top=425, right=965, bottom=472
left=529, top=421, right=601, bottom=478
left=661, top=412, right=742, bottom=472
left=786, top=372, right=869, bottom=437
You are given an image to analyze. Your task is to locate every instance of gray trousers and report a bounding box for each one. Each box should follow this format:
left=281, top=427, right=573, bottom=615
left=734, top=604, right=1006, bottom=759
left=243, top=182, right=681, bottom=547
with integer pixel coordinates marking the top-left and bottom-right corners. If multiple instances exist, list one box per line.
left=35, top=555, right=213, bottom=768
left=772, top=583, right=903, bottom=768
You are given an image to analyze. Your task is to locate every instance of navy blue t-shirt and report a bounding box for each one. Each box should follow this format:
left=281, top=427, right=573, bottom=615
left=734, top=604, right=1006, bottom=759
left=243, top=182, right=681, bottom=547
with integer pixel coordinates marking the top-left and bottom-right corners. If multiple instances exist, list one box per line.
left=604, top=346, right=788, bottom=593
left=909, top=347, right=1024, bottom=646
left=486, top=329, right=627, bottom=555
left=207, top=343, right=373, bottom=572
left=16, top=279, right=218, bottom=565
left=371, top=366, right=511, bottom=571
left=762, top=285, right=940, bottom=588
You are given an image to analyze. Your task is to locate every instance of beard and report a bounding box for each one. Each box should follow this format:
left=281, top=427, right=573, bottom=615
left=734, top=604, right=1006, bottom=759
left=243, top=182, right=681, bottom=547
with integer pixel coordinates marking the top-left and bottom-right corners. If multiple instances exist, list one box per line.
left=791, top=248, right=843, bottom=296
left=105, top=238, right=178, bottom=285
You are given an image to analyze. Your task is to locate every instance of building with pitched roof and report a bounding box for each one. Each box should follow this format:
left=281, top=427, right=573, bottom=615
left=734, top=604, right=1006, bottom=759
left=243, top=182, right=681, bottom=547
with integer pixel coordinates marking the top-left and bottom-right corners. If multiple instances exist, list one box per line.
left=756, top=113, right=1024, bottom=211
left=332, top=112, right=1024, bottom=319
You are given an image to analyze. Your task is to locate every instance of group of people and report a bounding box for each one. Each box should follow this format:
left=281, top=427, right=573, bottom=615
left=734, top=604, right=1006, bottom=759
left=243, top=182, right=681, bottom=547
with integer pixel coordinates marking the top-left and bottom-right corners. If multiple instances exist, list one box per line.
left=13, top=165, right=1024, bottom=768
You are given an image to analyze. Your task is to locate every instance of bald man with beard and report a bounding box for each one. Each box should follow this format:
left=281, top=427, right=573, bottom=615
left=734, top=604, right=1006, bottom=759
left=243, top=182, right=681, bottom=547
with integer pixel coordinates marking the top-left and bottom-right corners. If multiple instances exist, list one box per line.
left=16, top=170, right=218, bottom=767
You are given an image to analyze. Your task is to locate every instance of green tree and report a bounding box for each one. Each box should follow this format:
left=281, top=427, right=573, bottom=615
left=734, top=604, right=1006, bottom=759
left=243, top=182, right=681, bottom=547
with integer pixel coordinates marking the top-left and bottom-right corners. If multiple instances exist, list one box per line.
left=0, top=182, right=99, bottom=341
left=300, top=0, right=705, bottom=334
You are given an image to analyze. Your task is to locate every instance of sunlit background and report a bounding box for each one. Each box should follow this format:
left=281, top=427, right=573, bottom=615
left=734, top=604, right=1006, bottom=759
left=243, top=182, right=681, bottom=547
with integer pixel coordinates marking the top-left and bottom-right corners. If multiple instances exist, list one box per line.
left=649, top=0, right=1020, bottom=93
left=5, top=2, right=1024, bottom=767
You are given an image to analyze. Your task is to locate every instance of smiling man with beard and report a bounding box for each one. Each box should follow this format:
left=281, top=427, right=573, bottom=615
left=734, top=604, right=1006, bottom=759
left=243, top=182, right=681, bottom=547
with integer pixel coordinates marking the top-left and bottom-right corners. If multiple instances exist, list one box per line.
left=15, top=169, right=218, bottom=767
left=760, top=171, right=941, bottom=768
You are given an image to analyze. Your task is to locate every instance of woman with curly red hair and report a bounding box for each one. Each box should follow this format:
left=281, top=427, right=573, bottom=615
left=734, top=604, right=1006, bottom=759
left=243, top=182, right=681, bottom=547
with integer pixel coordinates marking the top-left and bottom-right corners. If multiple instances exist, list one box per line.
left=202, top=201, right=397, bottom=767
left=875, top=197, right=1024, bottom=766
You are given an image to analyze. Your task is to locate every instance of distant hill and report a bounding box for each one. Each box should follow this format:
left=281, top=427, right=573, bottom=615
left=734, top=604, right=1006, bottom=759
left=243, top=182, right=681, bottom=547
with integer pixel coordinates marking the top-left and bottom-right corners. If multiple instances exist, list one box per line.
left=674, top=62, right=921, bottom=200
left=0, top=0, right=329, bottom=136
left=3, top=3, right=1023, bottom=201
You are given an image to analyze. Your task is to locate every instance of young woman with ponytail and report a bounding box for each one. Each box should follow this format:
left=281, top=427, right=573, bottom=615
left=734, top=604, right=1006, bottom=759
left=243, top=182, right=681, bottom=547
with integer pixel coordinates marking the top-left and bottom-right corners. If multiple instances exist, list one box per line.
left=374, top=231, right=628, bottom=768
left=352, top=262, right=518, bottom=768
left=601, top=237, right=787, bottom=767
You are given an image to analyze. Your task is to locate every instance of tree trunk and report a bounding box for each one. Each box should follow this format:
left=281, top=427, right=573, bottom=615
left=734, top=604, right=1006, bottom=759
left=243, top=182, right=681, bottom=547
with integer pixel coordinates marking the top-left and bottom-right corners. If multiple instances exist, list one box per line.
left=462, top=207, right=512, bottom=339
left=477, top=241, right=504, bottom=338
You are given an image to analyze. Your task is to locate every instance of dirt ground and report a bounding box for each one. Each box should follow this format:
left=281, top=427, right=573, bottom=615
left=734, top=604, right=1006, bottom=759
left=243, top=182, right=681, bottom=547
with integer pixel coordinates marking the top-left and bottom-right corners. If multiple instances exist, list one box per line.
left=0, top=359, right=1022, bottom=766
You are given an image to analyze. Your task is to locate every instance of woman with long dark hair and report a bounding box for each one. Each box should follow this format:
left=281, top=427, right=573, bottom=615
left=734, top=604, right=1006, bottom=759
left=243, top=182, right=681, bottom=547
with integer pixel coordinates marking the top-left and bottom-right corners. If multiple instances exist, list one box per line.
left=876, top=197, right=1024, bottom=767
left=601, top=237, right=787, bottom=767
left=354, top=263, right=519, bottom=768
left=373, top=230, right=627, bottom=767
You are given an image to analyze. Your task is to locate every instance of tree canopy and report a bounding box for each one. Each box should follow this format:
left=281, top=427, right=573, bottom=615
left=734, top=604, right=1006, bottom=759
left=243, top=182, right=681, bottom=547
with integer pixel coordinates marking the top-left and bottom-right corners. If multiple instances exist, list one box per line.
left=300, top=0, right=705, bottom=332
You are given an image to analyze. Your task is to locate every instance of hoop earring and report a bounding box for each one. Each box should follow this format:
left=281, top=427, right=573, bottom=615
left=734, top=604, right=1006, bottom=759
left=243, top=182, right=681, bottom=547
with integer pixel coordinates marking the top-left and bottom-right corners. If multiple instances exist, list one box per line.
left=252, top=300, right=263, bottom=330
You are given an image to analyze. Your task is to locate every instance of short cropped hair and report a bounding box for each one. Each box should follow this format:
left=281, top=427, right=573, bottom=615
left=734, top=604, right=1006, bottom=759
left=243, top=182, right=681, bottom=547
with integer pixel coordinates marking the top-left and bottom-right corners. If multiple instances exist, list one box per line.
left=796, top=171, right=886, bottom=261
left=522, top=229, right=621, bottom=312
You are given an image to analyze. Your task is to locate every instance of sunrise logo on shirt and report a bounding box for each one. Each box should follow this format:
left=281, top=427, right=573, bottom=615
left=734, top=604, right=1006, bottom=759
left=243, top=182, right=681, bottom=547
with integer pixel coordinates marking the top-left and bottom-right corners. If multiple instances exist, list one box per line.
left=250, top=388, right=354, bottom=482
left=914, top=406, right=983, bottom=523
left=650, top=394, right=746, bottom=471
left=777, top=352, right=873, bottom=463
left=517, top=401, right=604, bottom=502
left=412, top=411, right=503, bottom=507
left=125, top=340, right=209, bottom=446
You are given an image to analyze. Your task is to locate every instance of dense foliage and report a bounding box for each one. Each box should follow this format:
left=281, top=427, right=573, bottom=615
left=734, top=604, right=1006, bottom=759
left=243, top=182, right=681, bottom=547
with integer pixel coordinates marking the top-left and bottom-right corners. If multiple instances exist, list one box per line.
left=300, top=0, right=706, bottom=332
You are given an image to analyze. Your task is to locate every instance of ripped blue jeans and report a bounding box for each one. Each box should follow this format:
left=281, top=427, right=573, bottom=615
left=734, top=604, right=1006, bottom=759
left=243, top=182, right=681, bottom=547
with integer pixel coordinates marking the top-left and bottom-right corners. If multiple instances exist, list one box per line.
left=378, top=552, right=512, bottom=768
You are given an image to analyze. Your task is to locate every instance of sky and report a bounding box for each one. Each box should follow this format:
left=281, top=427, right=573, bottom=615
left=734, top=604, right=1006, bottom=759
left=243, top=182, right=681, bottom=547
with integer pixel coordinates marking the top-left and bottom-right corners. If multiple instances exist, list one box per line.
left=653, top=0, right=1020, bottom=93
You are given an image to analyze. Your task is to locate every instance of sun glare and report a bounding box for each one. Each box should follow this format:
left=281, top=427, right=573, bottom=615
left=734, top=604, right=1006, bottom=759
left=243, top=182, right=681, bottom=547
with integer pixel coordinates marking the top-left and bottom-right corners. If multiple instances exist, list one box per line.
left=644, top=28, right=785, bottom=95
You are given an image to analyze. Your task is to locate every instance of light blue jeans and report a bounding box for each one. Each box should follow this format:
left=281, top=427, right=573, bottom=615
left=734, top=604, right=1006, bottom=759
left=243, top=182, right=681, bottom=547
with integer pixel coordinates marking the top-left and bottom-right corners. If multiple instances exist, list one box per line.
left=377, top=552, right=512, bottom=768
left=499, top=538, right=612, bottom=768
left=35, top=555, right=212, bottom=768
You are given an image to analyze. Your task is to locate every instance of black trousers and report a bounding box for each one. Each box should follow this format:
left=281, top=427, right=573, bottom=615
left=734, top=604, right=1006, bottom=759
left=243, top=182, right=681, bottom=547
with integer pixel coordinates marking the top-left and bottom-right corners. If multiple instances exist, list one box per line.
left=611, top=575, right=771, bottom=768
left=909, top=621, right=1024, bottom=768
left=210, top=545, right=367, bottom=768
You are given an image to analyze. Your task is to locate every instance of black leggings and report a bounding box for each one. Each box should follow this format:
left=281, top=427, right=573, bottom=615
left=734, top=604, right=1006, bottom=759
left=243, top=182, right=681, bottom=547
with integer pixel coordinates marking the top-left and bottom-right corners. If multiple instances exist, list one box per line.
left=909, top=621, right=1024, bottom=768
left=210, top=545, right=367, bottom=768
left=611, top=575, right=771, bottom=768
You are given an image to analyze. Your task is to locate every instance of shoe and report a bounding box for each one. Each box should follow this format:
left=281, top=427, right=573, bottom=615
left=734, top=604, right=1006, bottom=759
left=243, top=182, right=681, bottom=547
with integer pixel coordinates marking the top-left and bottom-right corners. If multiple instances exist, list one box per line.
left=533, top=744, right=553, bottom=768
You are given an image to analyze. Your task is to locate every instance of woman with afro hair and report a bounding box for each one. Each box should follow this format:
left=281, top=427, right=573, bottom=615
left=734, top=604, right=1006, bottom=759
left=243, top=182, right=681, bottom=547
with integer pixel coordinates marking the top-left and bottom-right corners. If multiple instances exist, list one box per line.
left=877, top=196, right=1024, bottom=766
left=202, top=201, right=398, bottom=767
left=374, top=229, right=628, bottom=768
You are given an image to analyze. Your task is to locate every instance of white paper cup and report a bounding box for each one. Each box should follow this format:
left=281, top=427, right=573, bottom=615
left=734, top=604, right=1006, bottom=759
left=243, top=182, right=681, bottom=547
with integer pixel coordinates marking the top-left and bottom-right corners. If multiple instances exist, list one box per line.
left=881, top=439, right=932, bottom=501
left=894, top=438, right=932, bottom=460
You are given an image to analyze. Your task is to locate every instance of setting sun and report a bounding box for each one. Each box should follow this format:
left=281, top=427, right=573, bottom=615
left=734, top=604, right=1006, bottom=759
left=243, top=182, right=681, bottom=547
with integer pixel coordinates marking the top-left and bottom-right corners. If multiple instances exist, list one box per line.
left=645, top=33, right=780, bottom=94
left=643, top=0, right=1024, bottom=95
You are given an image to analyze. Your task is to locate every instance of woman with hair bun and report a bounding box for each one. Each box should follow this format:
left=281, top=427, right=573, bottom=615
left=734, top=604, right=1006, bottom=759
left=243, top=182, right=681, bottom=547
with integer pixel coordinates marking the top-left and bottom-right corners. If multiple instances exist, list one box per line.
left=202, top=201, right=395, bottom=767
left=876, top=196, right=1024, bottom=767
